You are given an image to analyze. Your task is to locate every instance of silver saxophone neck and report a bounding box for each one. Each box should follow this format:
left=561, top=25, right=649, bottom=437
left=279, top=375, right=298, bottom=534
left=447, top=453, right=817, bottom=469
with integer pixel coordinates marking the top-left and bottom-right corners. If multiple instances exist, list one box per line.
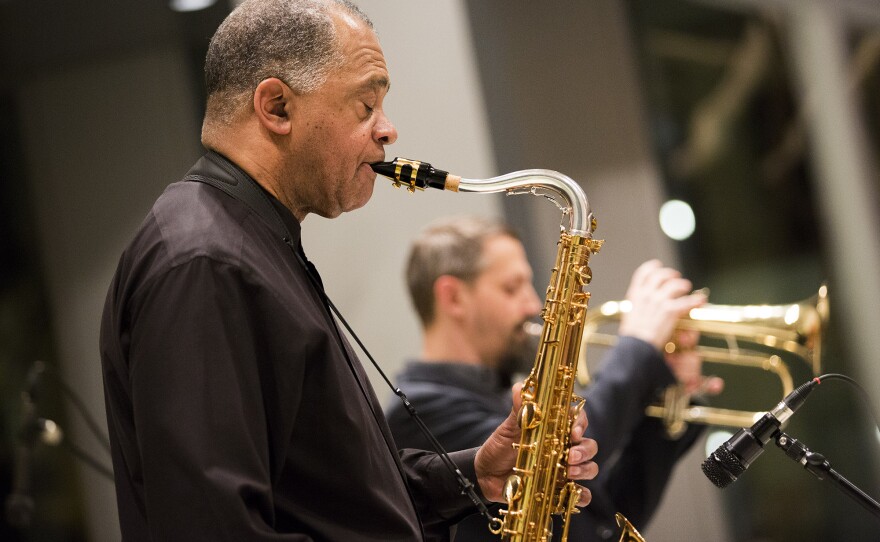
left=371, top=158, right=596, bottom=237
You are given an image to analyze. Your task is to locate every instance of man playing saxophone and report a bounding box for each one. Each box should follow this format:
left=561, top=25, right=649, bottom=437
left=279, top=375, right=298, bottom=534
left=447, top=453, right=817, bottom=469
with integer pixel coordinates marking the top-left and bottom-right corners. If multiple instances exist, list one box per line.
left=99, top=2, right=599, bottom=540
left=386, top=216, right=721, bottom=541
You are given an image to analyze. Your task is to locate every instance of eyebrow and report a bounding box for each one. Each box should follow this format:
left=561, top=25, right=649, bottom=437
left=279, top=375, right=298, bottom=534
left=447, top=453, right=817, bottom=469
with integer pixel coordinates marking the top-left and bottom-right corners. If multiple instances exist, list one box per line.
left=368, top=75, right=390, bottom=93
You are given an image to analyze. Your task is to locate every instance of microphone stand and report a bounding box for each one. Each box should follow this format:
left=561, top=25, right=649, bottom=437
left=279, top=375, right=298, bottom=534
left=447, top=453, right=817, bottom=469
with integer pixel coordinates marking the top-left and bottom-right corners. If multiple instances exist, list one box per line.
left=774, top=431, right=880, bottom=519
left=5, top=361, right=115, bottom=530
left=5, top=388, right=38, bottom=528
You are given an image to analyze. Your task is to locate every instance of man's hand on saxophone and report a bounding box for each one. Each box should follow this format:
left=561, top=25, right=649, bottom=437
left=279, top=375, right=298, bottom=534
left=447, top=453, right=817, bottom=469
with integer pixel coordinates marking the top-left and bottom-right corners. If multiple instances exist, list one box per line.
left=474, top=382, right=599, bottom=506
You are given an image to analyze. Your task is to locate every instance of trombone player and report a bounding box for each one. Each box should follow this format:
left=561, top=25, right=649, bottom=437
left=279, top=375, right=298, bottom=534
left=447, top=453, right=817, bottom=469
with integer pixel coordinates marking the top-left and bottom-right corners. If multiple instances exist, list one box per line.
left=386, top=216, right=723, bottom=541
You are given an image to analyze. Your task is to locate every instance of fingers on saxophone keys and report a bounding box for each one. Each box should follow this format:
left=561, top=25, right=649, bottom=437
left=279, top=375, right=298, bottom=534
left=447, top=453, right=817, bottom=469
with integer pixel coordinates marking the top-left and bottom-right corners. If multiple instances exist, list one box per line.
left=570, top=407, right=588, bottom=441
left=568, top=459, right=599, bottom=482
left=568, top=438, right=599, bottom=480
left=577, top=486, right=593, bottom=507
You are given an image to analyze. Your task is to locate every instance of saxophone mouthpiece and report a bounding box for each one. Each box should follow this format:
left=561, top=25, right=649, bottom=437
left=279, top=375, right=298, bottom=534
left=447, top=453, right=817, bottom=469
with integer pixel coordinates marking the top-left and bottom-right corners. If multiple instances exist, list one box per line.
left=371, top=157, right=461, bottom=193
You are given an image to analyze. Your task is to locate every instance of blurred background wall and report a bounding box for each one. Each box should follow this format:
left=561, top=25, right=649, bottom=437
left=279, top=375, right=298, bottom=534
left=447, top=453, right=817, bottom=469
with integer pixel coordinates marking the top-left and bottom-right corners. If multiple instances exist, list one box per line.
left=0, top=0, right=878, bottom=540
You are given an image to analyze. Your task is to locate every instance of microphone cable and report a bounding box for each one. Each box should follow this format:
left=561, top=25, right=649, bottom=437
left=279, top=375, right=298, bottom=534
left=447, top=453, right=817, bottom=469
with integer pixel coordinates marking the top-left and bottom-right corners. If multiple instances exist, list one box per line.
left=812, top=372, right=880, bottom=446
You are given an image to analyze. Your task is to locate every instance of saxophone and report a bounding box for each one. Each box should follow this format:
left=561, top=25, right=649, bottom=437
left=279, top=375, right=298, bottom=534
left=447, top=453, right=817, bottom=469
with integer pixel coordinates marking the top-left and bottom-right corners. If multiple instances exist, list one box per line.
left=372, top=159, right=643, bottom=542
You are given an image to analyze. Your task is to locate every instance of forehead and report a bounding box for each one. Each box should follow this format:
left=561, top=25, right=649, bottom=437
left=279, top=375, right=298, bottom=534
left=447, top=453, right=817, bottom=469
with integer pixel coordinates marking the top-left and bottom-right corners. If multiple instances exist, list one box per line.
left=330, top=8, right=390, bottom=91
left=479, top=235, right=530, bottom=275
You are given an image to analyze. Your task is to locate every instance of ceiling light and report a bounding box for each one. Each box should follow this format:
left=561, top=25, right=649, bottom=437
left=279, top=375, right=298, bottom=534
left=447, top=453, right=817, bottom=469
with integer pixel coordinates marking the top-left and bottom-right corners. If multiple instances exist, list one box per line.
left=169, top=0, right=217, bottom=12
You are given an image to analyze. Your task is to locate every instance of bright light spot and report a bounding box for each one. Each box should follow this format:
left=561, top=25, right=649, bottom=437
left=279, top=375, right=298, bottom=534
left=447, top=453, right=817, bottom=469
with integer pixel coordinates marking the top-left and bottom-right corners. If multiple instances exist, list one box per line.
left=784, top=304, right=800, bottom=325
left=600, top=300, right=632, bottom=317
left=705, top=429, right=734, bottom=457
left=600, top=301, right=620, bottom=316
left=659, top=199, right=696, bottom=241
left=169, top=0, right=217, bottom=12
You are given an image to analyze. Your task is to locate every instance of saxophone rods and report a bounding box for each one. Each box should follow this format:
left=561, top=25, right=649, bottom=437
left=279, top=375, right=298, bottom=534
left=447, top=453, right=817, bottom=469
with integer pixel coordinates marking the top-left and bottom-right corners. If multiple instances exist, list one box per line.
left=372, top=158, right=611, bottom=542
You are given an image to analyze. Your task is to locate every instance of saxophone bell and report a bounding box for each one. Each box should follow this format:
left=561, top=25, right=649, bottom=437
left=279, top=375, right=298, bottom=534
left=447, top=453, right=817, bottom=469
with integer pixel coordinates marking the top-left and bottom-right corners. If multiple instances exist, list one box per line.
left=616, top=513, right=647, bottom=542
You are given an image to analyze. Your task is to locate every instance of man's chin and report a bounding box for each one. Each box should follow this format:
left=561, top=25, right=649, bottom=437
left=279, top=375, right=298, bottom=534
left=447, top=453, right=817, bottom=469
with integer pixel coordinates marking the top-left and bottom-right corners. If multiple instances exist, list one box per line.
left=346, top=172, right=376, bottom=212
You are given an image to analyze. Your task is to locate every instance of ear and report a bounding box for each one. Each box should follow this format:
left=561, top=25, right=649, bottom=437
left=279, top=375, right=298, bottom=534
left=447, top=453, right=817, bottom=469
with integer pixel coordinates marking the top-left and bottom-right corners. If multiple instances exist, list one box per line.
left=253, top=78, right=293, bottom=135
left=434, top=275, right=470, bottom=320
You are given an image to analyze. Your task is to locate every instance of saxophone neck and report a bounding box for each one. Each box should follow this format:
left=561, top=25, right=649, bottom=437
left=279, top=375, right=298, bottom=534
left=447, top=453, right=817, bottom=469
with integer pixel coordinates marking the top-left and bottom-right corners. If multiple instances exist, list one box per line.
left=371, top=158, right=596, bottom=237
left=460, top=170, right=594, bottom=237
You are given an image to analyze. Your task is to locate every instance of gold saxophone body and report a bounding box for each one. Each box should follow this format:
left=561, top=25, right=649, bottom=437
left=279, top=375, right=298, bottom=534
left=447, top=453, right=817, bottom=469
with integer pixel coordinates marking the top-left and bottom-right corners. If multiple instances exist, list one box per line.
left=372, top=158, right=640, bottom=542
left=497, top=210, right=599, bottom=541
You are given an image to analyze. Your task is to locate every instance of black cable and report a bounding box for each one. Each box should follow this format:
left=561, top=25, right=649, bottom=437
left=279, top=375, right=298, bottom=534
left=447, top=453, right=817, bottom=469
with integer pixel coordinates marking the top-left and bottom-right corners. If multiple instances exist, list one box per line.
left=815, top=373, right=880, bottom=437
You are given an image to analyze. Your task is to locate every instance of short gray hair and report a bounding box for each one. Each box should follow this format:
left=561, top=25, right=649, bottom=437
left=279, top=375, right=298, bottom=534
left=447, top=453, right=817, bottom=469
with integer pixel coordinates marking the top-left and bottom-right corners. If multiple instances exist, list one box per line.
left=406, top=216, right=519, bottom=326
left=204, top=0, right=373, bottom=125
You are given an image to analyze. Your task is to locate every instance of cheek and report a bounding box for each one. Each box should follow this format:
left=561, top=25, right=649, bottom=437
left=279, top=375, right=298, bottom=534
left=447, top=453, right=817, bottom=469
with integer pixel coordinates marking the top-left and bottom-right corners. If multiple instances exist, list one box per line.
left=476, top=295, right=514, bottom=329
left=311, top=116, right=353, bottom=151
left=333, top=119, right=370, bottom=149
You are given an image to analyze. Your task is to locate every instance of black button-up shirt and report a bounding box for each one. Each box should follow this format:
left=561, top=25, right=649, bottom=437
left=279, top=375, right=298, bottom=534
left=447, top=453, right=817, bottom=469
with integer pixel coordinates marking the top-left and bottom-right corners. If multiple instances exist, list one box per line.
left=101, top=152, right=478, bottom=541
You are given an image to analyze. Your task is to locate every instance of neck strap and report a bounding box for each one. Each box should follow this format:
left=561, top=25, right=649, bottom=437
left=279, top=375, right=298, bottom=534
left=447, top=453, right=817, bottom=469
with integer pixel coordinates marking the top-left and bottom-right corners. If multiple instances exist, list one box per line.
left=183, top=151, right=296, bottom=247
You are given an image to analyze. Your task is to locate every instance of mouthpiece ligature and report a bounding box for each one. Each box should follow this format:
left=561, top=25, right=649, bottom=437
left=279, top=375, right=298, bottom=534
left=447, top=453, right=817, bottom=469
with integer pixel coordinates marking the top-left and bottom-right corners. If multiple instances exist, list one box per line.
left=371, top=158, right=461, bottom=192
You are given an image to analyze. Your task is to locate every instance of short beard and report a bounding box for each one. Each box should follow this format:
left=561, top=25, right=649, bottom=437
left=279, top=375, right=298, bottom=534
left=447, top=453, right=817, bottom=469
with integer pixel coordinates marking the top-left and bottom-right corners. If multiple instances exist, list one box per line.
left=496, top=323, right=540, bottom=386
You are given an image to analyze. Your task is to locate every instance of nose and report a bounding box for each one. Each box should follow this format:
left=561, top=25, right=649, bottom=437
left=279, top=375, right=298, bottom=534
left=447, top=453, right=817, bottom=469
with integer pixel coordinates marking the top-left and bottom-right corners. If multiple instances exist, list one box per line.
left=375, top=111, right=398, bottom=145
left=525, top=284, right=542, bottom=317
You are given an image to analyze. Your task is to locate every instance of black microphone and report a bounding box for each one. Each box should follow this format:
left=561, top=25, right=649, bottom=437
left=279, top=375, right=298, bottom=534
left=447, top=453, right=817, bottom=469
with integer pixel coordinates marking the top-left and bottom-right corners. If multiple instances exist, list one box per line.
left=702, top=377, right=820, bottom=489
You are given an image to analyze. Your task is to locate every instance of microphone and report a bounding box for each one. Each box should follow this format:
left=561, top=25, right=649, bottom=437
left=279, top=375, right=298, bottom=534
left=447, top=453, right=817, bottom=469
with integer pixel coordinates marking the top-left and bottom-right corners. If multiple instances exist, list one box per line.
left=702, top=377, right=820, bottom=488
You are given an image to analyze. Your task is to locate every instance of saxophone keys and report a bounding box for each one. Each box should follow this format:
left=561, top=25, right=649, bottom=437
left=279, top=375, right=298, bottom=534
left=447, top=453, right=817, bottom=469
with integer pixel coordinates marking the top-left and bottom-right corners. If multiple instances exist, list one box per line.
left=519, top=401, right=542, bottom=429
left=503, top=474, right=523, bottom=503
left=512, top=441, right=538, bottom=452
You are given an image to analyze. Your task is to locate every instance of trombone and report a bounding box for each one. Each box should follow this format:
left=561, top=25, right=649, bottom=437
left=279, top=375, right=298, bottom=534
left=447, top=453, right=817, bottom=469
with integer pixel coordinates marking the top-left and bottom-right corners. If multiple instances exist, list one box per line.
left=577, top=285, right=829, bottom=438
